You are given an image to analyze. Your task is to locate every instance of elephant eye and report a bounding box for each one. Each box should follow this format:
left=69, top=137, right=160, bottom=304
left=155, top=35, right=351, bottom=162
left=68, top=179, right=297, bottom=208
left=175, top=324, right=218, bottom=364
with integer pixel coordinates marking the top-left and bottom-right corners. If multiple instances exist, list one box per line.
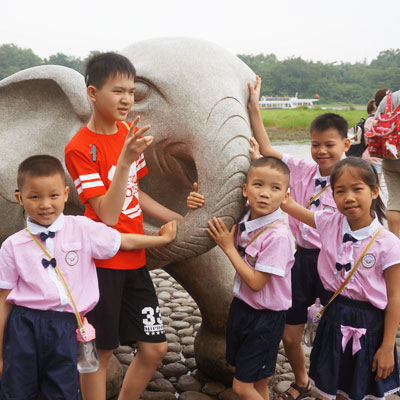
left=134, top=79, right=151, bottom=103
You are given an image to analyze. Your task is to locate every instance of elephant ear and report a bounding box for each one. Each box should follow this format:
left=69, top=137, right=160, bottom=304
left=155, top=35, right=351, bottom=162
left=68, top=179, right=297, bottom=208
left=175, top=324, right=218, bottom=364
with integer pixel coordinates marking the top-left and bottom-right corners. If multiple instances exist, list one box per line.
left=0, top=65, right=91, bottom=202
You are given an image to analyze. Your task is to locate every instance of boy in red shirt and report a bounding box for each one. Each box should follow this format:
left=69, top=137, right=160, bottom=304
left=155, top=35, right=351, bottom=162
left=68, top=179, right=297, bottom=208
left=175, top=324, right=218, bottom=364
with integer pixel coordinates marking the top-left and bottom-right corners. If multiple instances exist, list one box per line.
left=65, top=52, right=183, bottom=400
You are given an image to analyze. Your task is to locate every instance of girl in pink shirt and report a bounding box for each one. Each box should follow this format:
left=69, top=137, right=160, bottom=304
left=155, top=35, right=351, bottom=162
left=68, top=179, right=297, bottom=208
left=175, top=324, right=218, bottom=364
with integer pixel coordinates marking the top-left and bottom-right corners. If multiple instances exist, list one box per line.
left=282, top=157, right=400, bottom=400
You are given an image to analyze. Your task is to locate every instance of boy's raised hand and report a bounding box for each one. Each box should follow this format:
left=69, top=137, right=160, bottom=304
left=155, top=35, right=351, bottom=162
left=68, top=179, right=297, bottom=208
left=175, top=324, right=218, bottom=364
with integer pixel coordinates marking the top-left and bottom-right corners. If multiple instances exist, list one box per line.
left=187, top=182, right=205, bottom=209
left=207, top=217, right=236, bottom=253
left=121, top=116, right=154, bottom=164
left=159, top=220, right=178, bottom=243
left=248, top=75, right=261, bottom=110
left=249, top=137, right=261, bottom=161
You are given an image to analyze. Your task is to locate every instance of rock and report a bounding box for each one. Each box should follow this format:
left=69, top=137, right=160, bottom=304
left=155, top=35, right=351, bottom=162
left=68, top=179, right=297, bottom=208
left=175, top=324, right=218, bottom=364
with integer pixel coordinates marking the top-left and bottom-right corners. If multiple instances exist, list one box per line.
left=114, top=345, right=133, bottom=354
left=175, top=306, right=195, bottom=313
left=203, top=381, right=226, bottom=395
left=167, top=342, right=182, bottom=353
left=178, top=327, right=194, bottom=337
left=181, top=336, right=195, bottom=345
left=140, top=391, right=176, bottom=399
left=146, top=378, right=175, bottom=393
left=218, top=388, right=240, bottom=400
left=184, top=357, right=197, bottom=370
left=165, top=333, right=179, bottom=343
left=158, top=291, right=171, bottom=301
left=183, top=316, right=202, bottom=323
left=164, top=326, right=177, bottom=334
left=176, top=374, right=203, bottom=392
left=160, top=306, right=172, bottom=316
left=150, top=370, right=164, bottom=380
left=182, top=345, right=195, bottom=358
left=274, top=380, right=291, bottom=394
left=159, top=280, right=173, bottom=287
left=163, top=352, right=182, bottom=364
left=170, top=312, right=189, bottom=320
left=173, top=291, right=189, bottom=298
left=170, top=320, right=191, bottom=329
left=179, top=391, right=213, bottom=400
left=162, top=362, right=189, bottom=378
left=116, top=352, right=134, bottom=366
left=106, top=354, right=123, bottom=399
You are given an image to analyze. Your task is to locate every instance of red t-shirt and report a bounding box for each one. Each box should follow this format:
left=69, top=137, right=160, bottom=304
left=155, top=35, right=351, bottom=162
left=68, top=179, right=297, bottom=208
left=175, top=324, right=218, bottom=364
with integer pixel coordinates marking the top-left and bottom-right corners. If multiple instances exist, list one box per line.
left=65, top=121, right=148, bottom=269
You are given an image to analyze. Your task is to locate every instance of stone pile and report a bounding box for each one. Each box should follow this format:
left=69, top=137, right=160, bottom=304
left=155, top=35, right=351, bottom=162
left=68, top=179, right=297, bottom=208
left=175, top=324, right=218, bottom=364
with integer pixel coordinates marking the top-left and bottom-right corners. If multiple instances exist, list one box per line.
left=108, top=269, right=400, bottom=400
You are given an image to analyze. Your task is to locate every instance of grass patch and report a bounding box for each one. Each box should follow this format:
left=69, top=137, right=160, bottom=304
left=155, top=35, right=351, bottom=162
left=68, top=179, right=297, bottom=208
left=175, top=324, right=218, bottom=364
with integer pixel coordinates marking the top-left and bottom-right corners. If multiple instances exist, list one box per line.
left=260, top=107, right=365, bottom=130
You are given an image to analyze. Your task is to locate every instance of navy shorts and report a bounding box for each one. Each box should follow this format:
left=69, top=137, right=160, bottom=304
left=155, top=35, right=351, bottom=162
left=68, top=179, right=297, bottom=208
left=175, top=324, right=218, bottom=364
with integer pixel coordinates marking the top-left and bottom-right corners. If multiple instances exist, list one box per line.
left=310, top=294, right=399, bottom=399
left=1, top=306, right=80, bottom=400
left=226, top=297, right=286, bottom=383
left=286, top=246, right=329, bottom=325
left=86, top=265, right=166, bottom=350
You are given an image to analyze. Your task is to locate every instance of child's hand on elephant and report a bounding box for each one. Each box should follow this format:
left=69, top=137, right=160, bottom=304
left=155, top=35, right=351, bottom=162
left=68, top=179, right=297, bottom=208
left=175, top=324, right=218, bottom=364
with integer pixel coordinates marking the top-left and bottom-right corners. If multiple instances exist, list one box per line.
left=247, top=75, right=261, bottom=110
left=187, top=182, right=205, bottom=209
left=249, top=137, right=261, bottom=161
left=159, top=220, right=177, bottom=243
left=206, top=217, right=236, bottom=252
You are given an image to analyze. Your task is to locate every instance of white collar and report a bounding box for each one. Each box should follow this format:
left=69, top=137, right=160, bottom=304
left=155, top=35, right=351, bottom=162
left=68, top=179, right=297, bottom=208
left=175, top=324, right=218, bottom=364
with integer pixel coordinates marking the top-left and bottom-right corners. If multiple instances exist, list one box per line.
left=313, top=168, right=330, bottom=184
left=239, top=208, right=282, bottom=233
left=27, top=213, right=65, bottom=234
left=342, top=214, right=381, bottom=241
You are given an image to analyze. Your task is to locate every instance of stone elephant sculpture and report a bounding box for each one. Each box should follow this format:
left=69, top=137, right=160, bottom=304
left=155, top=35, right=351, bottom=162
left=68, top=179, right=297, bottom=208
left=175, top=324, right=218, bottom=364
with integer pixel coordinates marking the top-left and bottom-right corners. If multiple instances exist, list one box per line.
left=0, top=37, right=255, bottom=382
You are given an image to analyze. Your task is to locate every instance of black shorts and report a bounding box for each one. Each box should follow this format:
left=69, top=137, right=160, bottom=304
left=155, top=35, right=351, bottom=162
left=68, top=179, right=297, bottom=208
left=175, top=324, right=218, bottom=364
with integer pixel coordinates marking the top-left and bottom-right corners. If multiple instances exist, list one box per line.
left=86, top=266, right=166, bottom=350
left=286, top=246, right=329, bottom=325
left=226, top=297, right=286, bottom=383
left=2, top=306, right=80, bottom=400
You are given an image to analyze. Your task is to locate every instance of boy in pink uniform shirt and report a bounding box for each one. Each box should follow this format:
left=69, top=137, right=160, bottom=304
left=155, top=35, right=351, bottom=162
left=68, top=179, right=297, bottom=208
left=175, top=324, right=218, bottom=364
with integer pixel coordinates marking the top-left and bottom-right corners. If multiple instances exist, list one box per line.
left=0, top=155, right=177, bottom=400
left=246, top=75, right=351, bottom=400
left=282, top=156, right=400, bottom=400
left=206, top=157, right=294, bottom=400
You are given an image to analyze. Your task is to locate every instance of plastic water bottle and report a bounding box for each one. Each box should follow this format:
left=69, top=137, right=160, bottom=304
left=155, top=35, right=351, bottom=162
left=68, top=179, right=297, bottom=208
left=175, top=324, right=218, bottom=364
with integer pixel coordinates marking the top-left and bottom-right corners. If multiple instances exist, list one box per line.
left=76, top=318, right=99, bottom=373
left=304, top=298, right=323, bottom=347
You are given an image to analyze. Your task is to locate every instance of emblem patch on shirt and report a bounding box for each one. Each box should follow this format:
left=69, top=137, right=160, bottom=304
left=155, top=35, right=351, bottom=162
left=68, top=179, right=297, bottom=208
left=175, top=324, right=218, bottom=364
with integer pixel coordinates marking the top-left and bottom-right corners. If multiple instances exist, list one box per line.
left=65, top=251, right=79, bottom=266
left=362, top=253, right=376, bottom=269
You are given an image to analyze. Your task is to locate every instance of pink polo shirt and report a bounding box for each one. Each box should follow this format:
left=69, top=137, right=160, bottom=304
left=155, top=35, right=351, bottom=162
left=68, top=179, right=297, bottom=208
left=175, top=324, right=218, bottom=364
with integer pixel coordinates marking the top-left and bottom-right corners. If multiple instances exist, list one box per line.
left=282, top=154, right=337, bottom=249
left=315, top=210, right=400, bottom=309
left=0, top=214, right=120, bottom=315
left=233, top=208, right=295, bottom=311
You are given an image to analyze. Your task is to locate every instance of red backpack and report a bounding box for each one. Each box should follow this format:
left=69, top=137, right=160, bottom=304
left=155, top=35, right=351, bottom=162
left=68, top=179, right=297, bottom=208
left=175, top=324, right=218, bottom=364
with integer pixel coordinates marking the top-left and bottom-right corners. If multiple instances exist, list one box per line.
left=365, top=92, right=400, bottom=159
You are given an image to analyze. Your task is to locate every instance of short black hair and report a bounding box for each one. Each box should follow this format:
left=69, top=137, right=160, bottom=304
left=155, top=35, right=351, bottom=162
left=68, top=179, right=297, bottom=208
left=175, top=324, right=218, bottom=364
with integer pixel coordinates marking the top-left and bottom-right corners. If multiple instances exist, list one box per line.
left=17, top=155, right=66, bottom=190
left=84, top=52, right=136, bottom=89
left=248, top=156, right=290, bottom=189
left=310, top=113, right=348, bottom=139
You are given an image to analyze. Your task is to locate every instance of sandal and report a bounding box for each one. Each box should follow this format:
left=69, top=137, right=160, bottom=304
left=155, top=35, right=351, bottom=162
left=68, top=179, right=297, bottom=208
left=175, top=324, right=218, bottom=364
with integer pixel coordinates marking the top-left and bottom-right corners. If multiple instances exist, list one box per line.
left=278, top=380, right=312, bottom=400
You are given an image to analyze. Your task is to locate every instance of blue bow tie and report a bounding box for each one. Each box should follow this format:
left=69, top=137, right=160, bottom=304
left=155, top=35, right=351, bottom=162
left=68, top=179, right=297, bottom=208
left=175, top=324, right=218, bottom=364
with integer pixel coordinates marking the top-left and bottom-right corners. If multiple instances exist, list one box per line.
left=40, top=231, right=55, bottom=242
left=239, top=223, right=246, bottom=232
left=343, top=233, right=358, bottom=243
left=315, top=179, right=327, bottom=188
left=42, top=258, right=57, bottom=269
left=336, top=262, right=352, bottom=272
left=310, top=198, right=320, bottom=207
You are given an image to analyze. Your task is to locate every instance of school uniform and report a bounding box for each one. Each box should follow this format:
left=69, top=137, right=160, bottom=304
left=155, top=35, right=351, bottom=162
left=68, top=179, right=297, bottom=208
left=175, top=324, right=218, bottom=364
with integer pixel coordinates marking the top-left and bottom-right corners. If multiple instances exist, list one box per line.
left=0, top=213, right=120, bottom=400
left=282, top=154, right=335, bottom=324
left=226, top=208, right=294, bottom=382
left=309, top=210, right=400, bottom=400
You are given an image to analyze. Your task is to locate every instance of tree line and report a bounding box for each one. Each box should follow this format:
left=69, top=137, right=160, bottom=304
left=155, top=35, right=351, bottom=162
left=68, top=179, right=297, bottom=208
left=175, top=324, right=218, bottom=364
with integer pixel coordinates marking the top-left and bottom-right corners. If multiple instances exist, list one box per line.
left=1, top=43, right=399, bottom=104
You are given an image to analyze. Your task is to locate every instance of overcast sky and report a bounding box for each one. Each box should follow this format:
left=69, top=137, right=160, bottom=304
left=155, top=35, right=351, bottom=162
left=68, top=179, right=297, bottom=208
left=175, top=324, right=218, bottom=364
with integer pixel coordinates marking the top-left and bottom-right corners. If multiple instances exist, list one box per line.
left=2, top=0, right=399, bottom=63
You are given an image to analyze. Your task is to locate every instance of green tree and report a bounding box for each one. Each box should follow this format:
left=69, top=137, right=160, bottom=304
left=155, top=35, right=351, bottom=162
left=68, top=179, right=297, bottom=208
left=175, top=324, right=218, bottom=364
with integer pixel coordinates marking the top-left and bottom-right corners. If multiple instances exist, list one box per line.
left=0, top=43, right=43, bottom=80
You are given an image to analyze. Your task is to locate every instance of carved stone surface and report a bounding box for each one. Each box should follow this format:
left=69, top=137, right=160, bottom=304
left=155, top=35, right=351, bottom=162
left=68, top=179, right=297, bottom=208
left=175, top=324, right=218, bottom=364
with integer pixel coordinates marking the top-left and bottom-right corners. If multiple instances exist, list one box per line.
left=0, top=37, right=256, bottom=381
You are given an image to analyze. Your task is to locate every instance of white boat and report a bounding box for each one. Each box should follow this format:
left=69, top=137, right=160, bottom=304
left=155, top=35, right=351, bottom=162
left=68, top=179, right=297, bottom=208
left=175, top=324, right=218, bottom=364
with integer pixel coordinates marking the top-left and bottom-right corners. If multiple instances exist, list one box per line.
left=259, top=93, right=319, bottom=109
